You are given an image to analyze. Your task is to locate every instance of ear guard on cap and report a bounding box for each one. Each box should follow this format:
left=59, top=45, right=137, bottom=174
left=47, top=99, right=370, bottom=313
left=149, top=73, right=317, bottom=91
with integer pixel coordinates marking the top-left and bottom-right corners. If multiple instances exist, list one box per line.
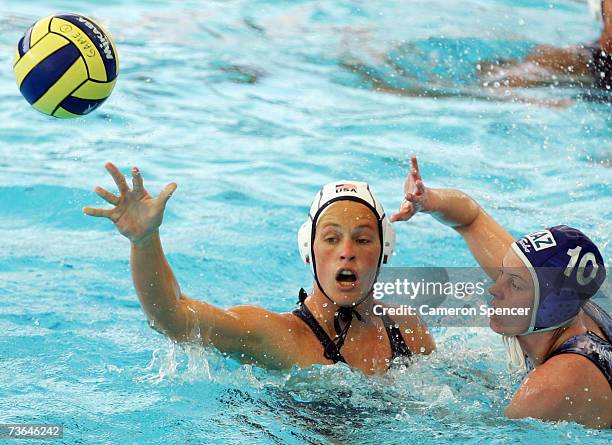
left=511, top=225, right=606, bottom=334
left=297, top=181, right=396, bottom=273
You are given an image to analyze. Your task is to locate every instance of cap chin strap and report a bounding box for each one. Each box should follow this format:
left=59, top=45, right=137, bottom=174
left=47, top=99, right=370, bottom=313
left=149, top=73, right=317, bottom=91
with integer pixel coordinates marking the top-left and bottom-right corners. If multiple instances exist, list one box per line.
left=308, top=196, right=386, bottom=358
left=298, top=183, right=395, bottom=362
left=313, top=273, right=378, bottom=359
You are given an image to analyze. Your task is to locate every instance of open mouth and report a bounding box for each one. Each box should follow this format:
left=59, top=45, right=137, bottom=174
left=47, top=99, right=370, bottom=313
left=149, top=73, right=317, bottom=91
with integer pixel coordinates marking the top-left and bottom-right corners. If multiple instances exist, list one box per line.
left=336, top=268, right=358, bottom=288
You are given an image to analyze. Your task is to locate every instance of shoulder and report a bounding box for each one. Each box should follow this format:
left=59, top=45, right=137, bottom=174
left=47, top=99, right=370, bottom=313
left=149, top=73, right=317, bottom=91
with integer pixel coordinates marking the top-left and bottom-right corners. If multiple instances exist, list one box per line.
left=506, top=353, right=611, bottom=424
left=513, top=354, right=584, bottom=397
left=224, top=304, right=324, bottom=367
left=226, top=304, right=328, bottom=347
left=532, top=352, right=609, bottom=392
left=225, top=304, right=299, bottom=334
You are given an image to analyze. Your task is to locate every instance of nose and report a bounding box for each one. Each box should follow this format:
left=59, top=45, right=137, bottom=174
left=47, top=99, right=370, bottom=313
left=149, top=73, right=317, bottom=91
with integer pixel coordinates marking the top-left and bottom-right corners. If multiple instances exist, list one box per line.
left=339, top=238, right=356, bottom=261
left=489, top=280, right=503, bottom=300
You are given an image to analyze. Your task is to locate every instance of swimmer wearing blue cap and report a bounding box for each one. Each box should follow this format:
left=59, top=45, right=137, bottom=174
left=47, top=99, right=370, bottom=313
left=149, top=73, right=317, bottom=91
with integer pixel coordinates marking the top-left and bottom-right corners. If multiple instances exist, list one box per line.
left=391, top=157, right=610, bottom=428
left=83, top=163, right=434, bottom=375
left=480, top=0, right=612, bottom=94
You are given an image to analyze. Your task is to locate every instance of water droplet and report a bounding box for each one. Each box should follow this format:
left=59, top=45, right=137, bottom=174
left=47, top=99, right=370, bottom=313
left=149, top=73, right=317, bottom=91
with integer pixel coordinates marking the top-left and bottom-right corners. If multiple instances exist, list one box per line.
left=404, top=329, right=413, bottom=334
left=420, top=347, right=426, bottom=353
left=584, top=387, right=589, bottom=392
left=323, top=303, right=328, bottom=308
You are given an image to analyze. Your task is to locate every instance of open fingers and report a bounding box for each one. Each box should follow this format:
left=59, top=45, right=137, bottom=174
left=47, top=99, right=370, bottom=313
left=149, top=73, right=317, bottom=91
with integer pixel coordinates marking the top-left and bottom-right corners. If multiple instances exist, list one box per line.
left=132, top=167, right=144, bottom=193
left=95, top=186, right=120, bottom=206
left=105, top=162, right=130, bottom=196
left=389, top=200, right=415, bottom=222
left=82, top=207, right=113, bottom=218
left=157, top=182, right=177, bottom=206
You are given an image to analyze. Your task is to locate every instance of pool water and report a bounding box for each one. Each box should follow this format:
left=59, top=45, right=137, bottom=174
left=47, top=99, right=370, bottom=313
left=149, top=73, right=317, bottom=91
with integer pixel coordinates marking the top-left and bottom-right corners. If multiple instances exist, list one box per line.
left=0, top=0, right=611, bottom=443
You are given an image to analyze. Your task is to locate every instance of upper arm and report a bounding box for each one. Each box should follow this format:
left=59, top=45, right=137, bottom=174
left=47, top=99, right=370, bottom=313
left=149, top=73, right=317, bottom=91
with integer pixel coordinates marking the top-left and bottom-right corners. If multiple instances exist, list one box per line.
left=505, top=355, right=611, bottom=426
left=455, top=208, right=514, bottom=279
left=171, top=297, right=298, bottom=368
left=524, top=45, right=592, bottom=74
left=505, top=372, right=567, bottom=422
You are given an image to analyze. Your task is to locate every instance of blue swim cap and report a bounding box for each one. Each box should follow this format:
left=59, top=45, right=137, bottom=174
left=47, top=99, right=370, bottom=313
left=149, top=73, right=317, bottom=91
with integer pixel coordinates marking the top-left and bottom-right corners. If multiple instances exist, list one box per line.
left=511, top=225, right=606, bottom=334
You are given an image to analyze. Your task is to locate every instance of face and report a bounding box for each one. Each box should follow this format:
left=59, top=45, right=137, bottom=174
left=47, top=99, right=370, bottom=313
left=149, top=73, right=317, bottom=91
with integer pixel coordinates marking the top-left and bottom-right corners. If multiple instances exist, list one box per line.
left=313, top=200, right=381, bottom=306
left=488, top=248, right=535, bottom=335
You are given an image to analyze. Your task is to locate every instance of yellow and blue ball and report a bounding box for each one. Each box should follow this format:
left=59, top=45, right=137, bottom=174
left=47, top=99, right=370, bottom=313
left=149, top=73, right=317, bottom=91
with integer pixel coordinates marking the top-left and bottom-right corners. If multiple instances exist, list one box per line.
left=13, top=13, right=119, bottom=118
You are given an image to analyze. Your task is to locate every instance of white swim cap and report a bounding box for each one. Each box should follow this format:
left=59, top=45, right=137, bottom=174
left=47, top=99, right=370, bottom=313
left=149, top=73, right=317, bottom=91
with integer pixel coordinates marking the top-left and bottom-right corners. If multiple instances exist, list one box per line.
left=297, top=181, right=395, bottom=275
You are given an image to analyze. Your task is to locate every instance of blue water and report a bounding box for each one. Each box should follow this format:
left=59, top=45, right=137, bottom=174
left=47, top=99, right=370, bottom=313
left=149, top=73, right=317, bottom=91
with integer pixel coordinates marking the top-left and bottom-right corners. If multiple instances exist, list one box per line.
left=1, top=0, right=611, bottom=443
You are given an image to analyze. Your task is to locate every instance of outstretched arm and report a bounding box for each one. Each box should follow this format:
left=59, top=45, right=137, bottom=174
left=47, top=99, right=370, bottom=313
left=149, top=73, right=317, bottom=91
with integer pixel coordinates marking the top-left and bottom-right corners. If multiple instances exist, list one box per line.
left=390, top=157, right=514, bottom=278
left=478, top=44, right=593, bottom=89
left=84, top=163, right=295, bottom=368
left=131, top=232, right=295, bottom=368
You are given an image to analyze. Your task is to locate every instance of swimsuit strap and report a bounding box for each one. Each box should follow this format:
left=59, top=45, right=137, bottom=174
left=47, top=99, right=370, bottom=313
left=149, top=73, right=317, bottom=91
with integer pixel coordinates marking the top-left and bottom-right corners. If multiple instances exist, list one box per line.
left=549, top=331, right=612, bottom=390
left=528, top=301, right=611, bottom=373
left=292, top=289, right=346, bottom=364
left=582, top=300, right=612, bottom=343
left=380, top=314, right=413, bottom=360
left=292, top=289, right=413, bottom=365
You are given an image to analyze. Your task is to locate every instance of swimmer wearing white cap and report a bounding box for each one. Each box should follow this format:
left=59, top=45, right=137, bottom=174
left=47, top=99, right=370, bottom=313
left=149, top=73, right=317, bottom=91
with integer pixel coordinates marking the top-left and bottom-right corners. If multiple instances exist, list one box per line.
left=84, top=163, right=434, bottom=375
left=391, top=156, right=610, bottom=428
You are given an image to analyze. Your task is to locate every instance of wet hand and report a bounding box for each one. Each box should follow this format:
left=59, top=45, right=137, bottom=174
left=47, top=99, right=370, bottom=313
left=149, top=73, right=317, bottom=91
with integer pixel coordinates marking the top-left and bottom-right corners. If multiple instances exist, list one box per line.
left=83, top=162, right=177, bottom=244
left=389, top=156, right=428, bottom=222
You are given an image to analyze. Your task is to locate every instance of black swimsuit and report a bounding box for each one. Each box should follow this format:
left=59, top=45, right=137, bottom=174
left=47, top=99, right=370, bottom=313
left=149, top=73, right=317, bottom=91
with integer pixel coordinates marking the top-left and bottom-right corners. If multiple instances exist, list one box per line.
left=292, top=289, right=412, bottom=365
left=586, top=43, right=612, bottom=90
left=546, top=301, right=612, bottom=389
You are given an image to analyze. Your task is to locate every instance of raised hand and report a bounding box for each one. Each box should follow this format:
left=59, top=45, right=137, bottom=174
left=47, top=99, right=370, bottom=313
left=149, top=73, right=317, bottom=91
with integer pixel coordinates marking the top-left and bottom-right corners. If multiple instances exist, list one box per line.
left=83, top=162, right=177, bottom=244
left=389, top=156, right=429, bottom=222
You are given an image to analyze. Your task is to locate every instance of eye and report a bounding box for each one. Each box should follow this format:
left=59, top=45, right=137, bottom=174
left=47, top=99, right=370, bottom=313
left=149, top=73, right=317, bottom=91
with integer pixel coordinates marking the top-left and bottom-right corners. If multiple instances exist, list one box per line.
left=324, top=236, right=338, bottom=244
left=357, top=238, right=371, bottom=245
left=511, top=279, right=521, bottom=290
